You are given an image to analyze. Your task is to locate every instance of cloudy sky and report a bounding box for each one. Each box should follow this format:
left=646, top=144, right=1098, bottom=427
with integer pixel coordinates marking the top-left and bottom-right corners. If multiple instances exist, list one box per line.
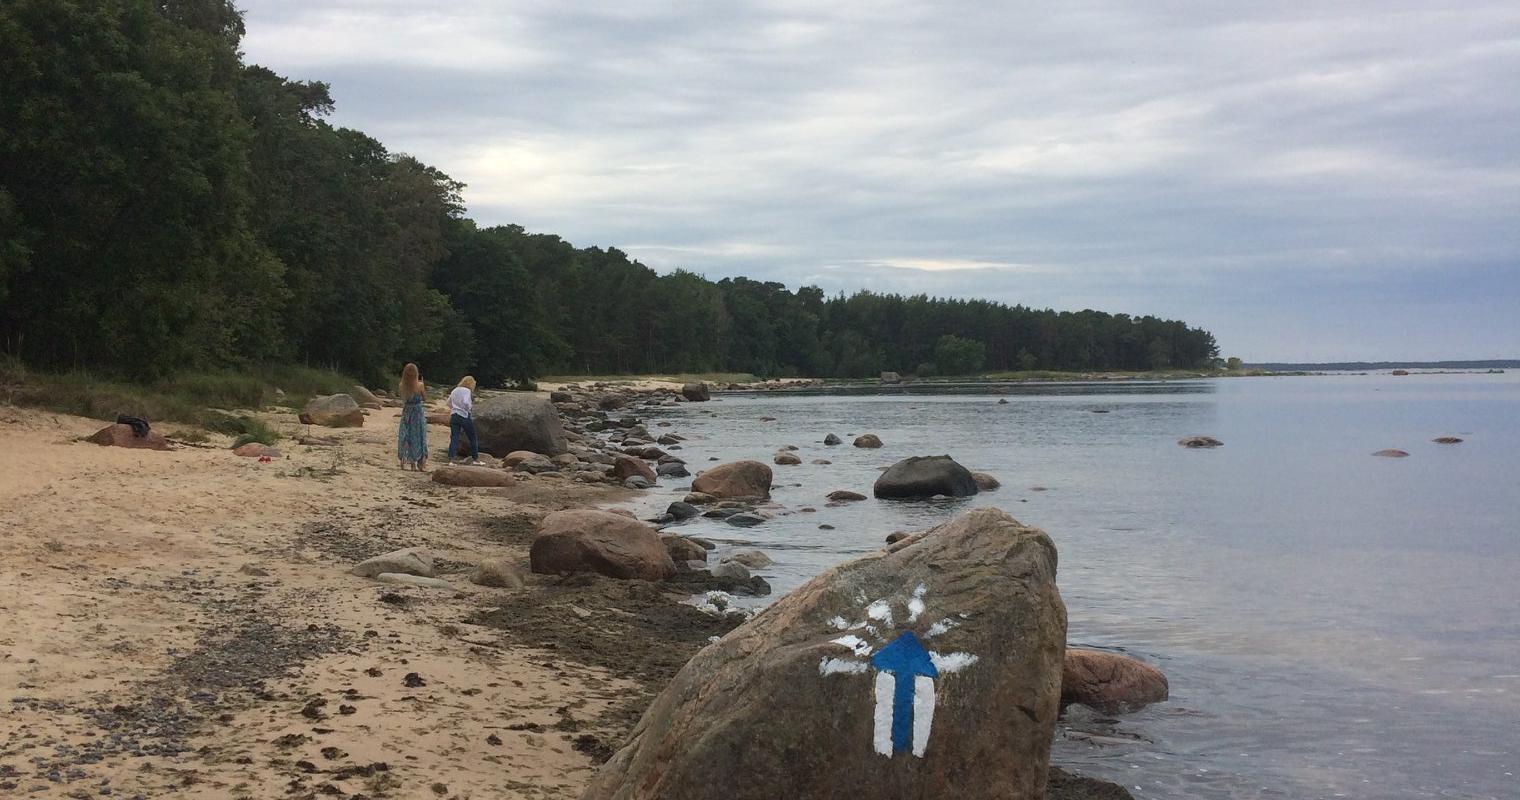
left=238, top=0, right=1519, bottom=361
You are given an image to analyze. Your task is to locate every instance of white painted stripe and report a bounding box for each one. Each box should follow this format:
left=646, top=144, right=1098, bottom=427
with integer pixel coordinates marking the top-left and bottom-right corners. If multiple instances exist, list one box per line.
left=830, top=635, right=872, bottom=656
left=930, top=651, right=979, bottom=674
left=912, top=675, right=936, bottom=757
left=819, top=657, right=870, bottom=676
left=907, top=582, right=928, bottom=622
left=872, top=672, right=894, bottom=756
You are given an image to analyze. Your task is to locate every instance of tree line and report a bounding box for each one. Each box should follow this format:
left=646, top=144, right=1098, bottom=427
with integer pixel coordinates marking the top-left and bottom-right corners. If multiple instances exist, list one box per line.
left=0, top=0, right=1219, bottom=387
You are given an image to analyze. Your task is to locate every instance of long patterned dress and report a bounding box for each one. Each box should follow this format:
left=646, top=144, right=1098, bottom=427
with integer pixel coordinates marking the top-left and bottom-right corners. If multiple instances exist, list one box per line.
left=396, top=392, right=428, bottom=465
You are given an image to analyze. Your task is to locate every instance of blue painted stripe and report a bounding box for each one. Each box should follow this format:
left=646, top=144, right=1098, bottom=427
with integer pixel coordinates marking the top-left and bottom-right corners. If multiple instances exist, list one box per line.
left=890, top=672, right=914, bottom=753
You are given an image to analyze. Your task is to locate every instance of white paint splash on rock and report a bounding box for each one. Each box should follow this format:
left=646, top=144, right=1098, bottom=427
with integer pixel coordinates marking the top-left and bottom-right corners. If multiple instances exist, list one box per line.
left=820, top=657, right=871, bottom=676
left=929, top=651, right=979, bottom=673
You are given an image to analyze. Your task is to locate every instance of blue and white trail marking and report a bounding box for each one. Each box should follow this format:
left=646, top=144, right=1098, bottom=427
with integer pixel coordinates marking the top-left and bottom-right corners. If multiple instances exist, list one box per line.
left=817, top=584, right=979, bottom=758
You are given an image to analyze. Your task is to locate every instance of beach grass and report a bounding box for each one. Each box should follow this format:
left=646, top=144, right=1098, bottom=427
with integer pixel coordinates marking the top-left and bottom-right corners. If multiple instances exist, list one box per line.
left=0, top=357, right=356, bottom=437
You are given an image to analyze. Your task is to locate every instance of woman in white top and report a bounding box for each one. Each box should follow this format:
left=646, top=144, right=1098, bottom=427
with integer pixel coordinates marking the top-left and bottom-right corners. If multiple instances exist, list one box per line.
left=447, top=376, right=480, bottom=464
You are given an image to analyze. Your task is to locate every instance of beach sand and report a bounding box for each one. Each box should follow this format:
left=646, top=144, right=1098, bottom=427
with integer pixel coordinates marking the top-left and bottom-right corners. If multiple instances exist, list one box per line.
left=1, top=400, right=1128, bottom=799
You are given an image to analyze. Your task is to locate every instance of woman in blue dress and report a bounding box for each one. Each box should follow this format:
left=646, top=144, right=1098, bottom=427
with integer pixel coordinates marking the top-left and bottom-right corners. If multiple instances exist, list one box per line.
left=396, top=362, right=428, bottom=470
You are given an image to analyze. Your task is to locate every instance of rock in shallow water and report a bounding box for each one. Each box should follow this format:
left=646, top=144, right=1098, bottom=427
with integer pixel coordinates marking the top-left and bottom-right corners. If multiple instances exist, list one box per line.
left=873, top=455, right=979, bottom=499
left=580, top=507, right=1066, bottom=800
left=1177, top=436, right=1222, bottom=448
left=1061, top=649, right=1168, bottom=714
left=691, top=460, right=773, bottom=499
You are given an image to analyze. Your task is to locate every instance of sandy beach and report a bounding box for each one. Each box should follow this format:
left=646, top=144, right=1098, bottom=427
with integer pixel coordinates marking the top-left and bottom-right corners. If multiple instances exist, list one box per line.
left=0, top=401, right=724, bottom=799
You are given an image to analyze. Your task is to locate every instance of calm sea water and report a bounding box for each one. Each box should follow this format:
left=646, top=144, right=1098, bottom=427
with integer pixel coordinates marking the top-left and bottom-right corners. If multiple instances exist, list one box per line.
left=621, top=373, right=1520, bottom=799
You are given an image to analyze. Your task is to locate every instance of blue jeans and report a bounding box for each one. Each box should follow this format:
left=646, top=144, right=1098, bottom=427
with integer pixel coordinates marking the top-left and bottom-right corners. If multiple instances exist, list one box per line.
left=448, top=414, right=478, bottom=461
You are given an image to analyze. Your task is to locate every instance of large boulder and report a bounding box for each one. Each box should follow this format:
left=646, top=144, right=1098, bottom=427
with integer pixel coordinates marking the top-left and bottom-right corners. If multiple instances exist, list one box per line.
left=690, top=460, right=772, bottom=499
left=299, top=394, right=365, bottom=428
left=530, top=510, right=675, bottom=581
left=873, top=455, right=979, bottom=499
left=581, top=507, right=1066, bottom=800
left=85, top=424, right=171, bottom=451
left=681, top=382, right=711, bottom=402
left=1061, top=649, right=1168, bottom=714
left=350, top=385, right=383, bottom=410
left=474, top=393, right=568, bottom=456
left=432, top=465, right=514, bottom=487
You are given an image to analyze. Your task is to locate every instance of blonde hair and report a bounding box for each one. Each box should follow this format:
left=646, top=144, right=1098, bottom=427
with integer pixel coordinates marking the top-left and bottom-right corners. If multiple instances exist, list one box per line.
left=399, top=363, right=422, bottom=399
left=457, top=375, right=477, bottom=391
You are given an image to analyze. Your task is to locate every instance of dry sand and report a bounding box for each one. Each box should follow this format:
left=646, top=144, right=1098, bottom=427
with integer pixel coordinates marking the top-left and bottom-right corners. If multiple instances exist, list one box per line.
left=0, top=403, right=678, bottom=799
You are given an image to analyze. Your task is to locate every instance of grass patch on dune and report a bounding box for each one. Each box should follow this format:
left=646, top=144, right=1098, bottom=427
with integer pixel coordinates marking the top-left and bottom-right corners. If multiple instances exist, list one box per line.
left=0, top=357, right=356, bottom=437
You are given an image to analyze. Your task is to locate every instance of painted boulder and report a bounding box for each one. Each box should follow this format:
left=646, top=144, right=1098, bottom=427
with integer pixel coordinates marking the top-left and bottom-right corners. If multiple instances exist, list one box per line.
left=580, top=507, right=1067, bottom=800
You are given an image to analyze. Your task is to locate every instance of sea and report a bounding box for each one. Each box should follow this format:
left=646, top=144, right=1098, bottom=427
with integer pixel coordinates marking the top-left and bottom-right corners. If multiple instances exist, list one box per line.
left=621, top=372, right=1520, bottom=800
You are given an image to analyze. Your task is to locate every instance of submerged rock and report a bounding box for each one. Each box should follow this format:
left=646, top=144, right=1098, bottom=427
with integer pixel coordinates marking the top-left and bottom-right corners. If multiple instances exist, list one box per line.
left=773, top=451, right=801, bottom=466
left=823, top=433, right=842, bottom=446
left=580, top=507, right=1066, bottom=800
left=827, top=489, right=867, bottom=502
left=1177, top=436, right=1223, bottom=448
left=1432, top=437, right=1464, bottom=444
left=873, top=455, right=979, bottom=499
left=853, top=433, right=884, bottom=448
left=971, top=472, right=1001, bottom=491
left=1061, top=649, right=1168, bottom=714
left=1372, top=449, right=1410, bottom=458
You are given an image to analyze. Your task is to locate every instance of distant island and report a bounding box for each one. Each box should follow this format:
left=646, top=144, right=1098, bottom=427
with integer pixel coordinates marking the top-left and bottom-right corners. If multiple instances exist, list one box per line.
left=1245, top=360, right=1518, bottom=371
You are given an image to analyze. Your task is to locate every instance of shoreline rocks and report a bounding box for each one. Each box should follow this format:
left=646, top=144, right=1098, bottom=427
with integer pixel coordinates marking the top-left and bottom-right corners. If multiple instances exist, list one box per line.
left=530, top=509, right=675, bottom=581
left=475, top=393, right=568, bottom=456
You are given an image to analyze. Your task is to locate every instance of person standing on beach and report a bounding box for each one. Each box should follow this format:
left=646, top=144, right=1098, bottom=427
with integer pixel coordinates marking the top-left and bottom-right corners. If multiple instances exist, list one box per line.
left=396, top=363, right=429, bottom=470
left=447, top=376, right=480, bottom=465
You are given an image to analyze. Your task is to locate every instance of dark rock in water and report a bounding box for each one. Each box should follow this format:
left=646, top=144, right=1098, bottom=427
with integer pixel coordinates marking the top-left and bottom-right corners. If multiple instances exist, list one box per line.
left=997, top=398, right=1009, bottom=404
left=1372, top=449, right=1410, bottom=458
left=873, top=455, right=979, bottom=499
left=773, top=451, right=801, bottom=466
left=725, top=513, right=765, bottom=528
left=970, top=472, right=1001, bottom=491
left=475, top=394, right=568, bottom=456
left=529, top=510, right=674, bottom=580
left=681, top=383, right=711, bottom=402
left=624, top=476, right=654, bottom=489
left=710, top=561, right=751, bottom=581
left=853, top=433, right=884, bottom=448
left=823, top=433, right=842, bottom=446
left=1090, top=409, right=1110, bottom=414
left=828, top=489, right=867, bottom=502
left=581, top=507, right=1066, bottom=800
left=666, top=501, right=700, bottom=520
left=691, top=460, right=772, bottom=499
left=819, top=524, right=835, bottom=530
left=885, top=532, right=908, bottom=544
left=703, top=508, right=743, bottom=519
left=1047, top=768, right=1135, bottom=800
left=690, top=537, right=717, bottom=551
left=1061, top=649, right=1168, bottom=714
left=1432, top=436, right=1464, bottom=444
left=657, top=462, right=691, bottom=478
left=722, top=549, right=772, bottom=568
left=1177, top=436, right=1222, bottom=448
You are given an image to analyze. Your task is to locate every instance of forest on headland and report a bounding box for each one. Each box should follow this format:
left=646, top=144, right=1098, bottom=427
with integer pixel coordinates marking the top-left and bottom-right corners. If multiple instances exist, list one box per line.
left=0, top=0, right=1219, bottom=388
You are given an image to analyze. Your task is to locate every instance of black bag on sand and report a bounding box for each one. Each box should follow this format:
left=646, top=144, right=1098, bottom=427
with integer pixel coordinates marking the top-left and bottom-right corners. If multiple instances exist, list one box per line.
left=116, top=415, right=151, bottom=437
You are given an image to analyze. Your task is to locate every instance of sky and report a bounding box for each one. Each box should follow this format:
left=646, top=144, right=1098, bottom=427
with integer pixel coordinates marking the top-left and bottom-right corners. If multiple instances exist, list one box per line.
left=236, top=0, right=1520, bottom=362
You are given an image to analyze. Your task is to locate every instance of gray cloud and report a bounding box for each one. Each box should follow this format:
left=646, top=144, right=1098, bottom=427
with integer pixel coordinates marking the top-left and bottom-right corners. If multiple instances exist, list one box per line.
left=238, top=0, right=1520, bottom=360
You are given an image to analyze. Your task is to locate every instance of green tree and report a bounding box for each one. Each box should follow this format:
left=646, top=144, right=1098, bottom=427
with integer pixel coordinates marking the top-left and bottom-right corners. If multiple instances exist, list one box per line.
left=933, top=335, right=986, bottom=375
